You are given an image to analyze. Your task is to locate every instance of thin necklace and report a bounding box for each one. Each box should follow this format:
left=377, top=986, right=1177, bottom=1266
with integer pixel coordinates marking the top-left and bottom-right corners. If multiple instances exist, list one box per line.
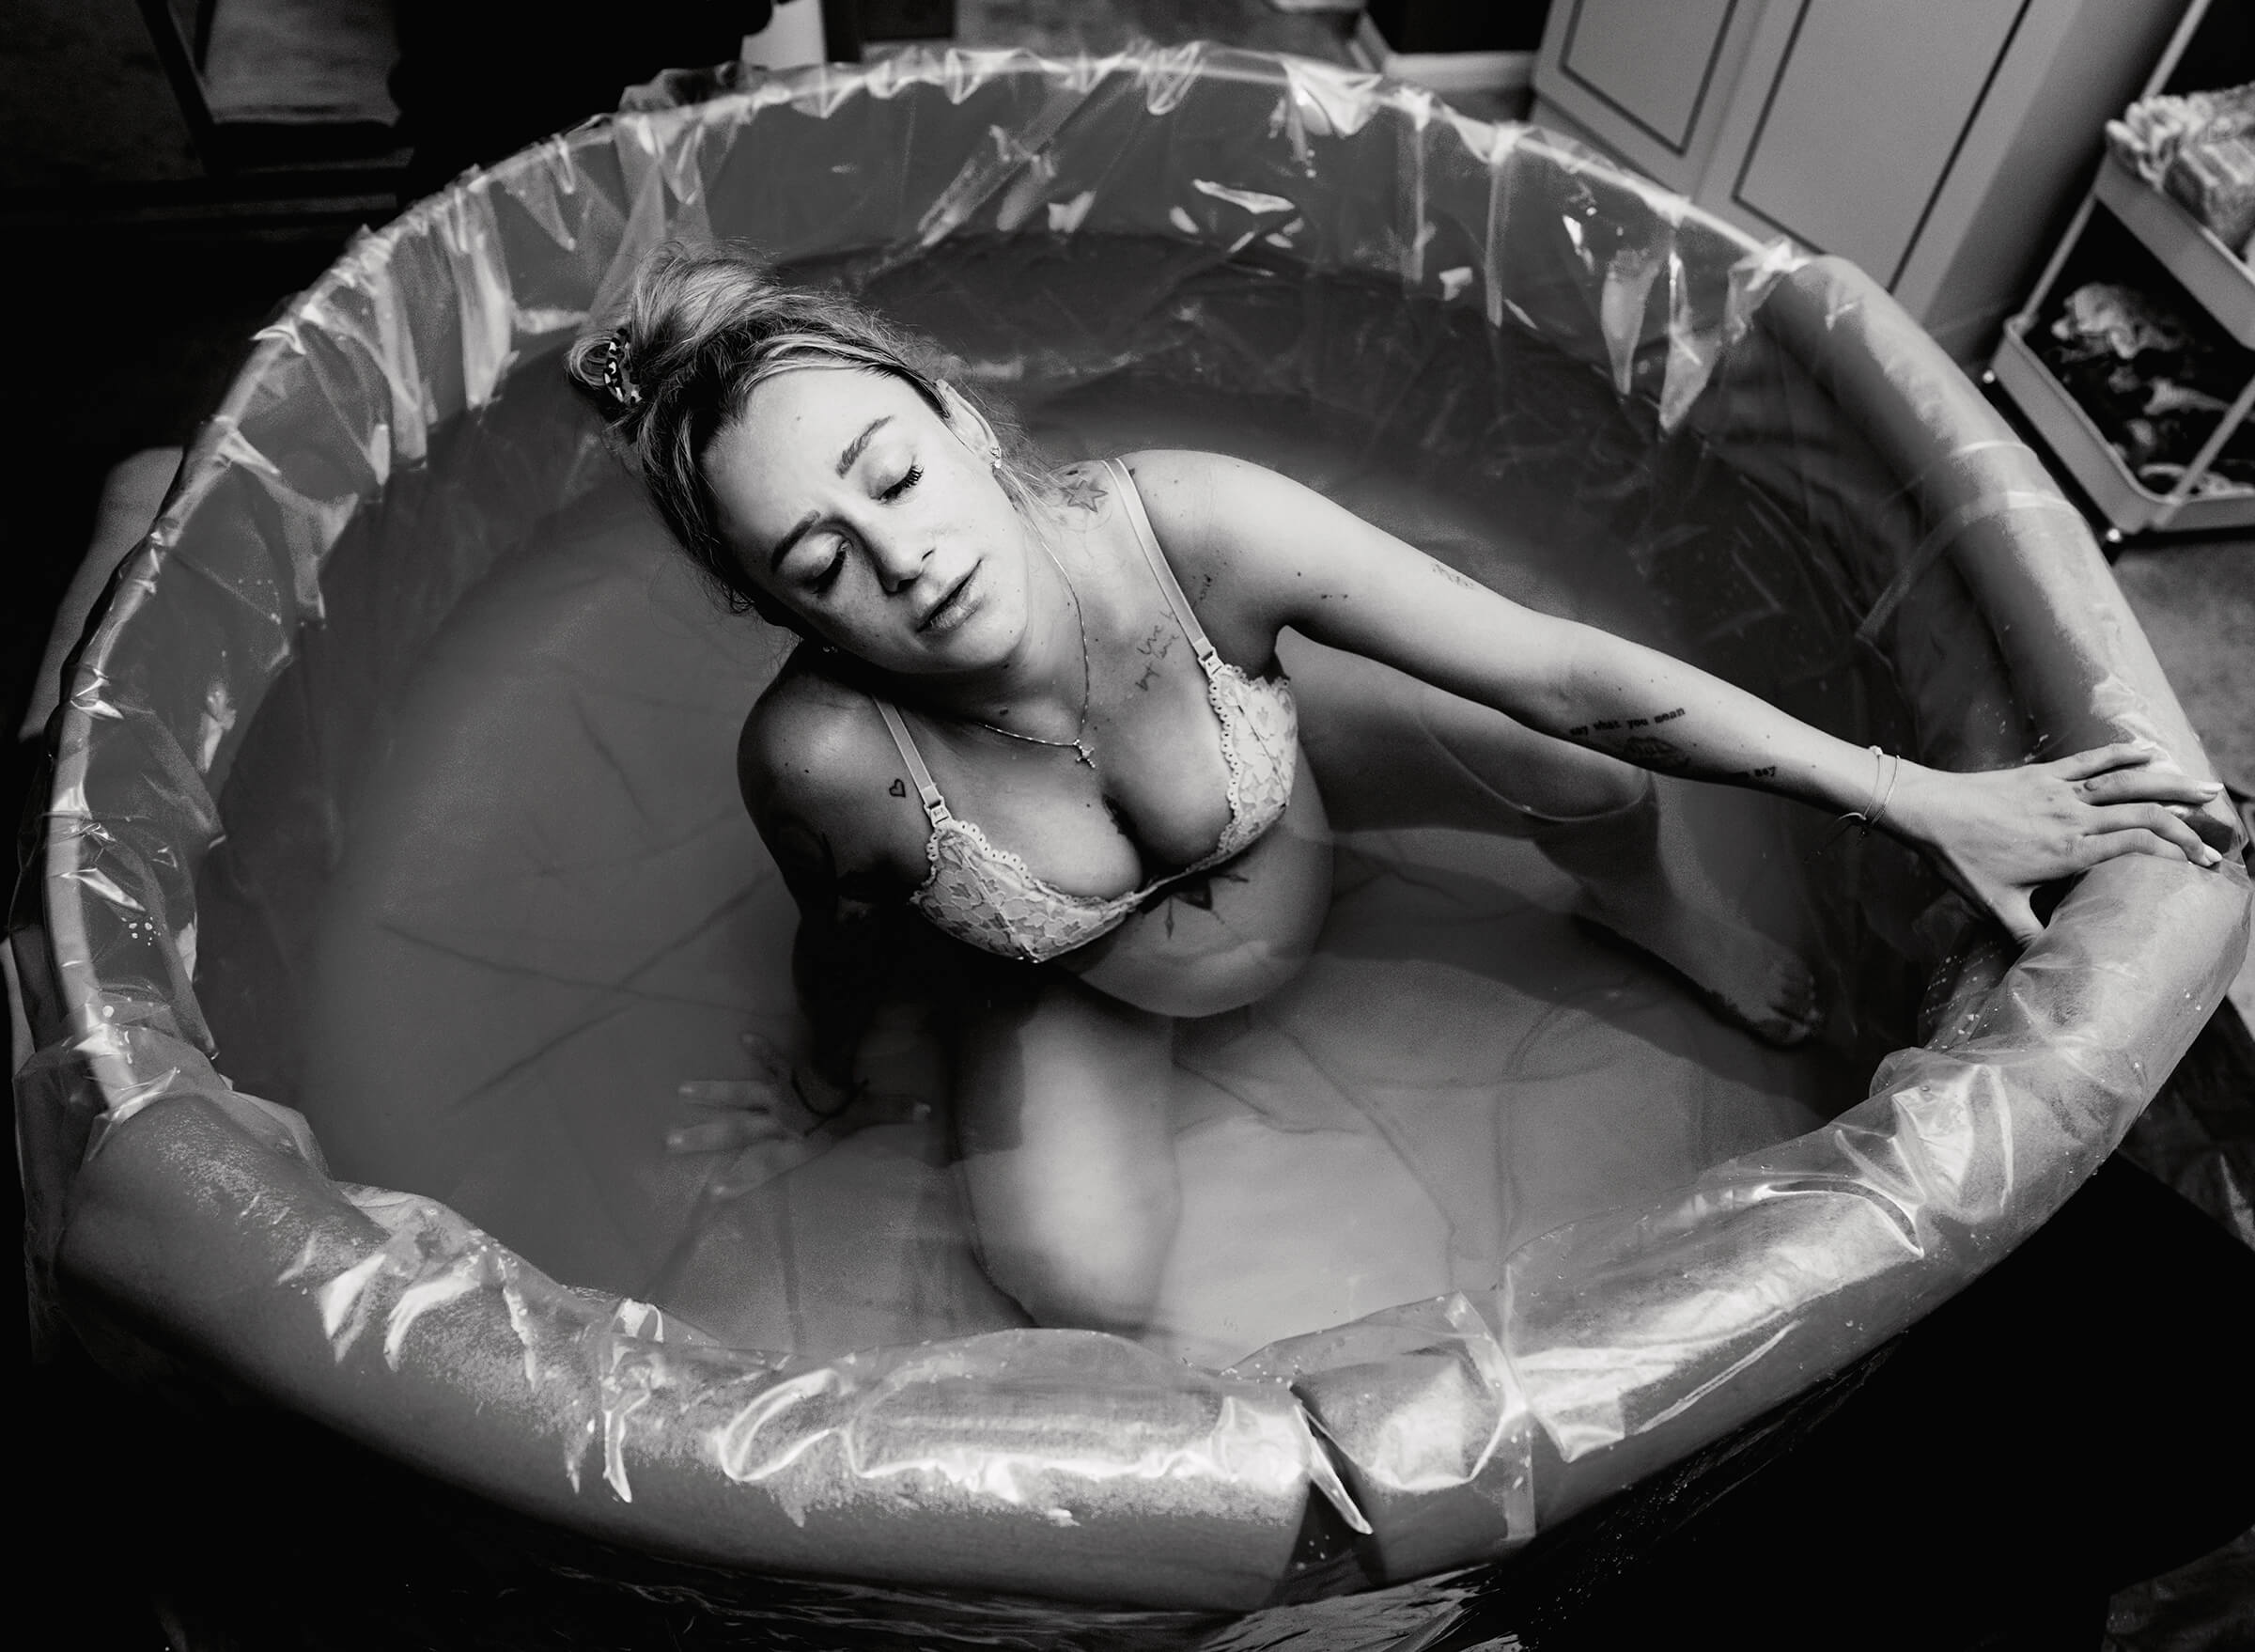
left=968, top=543, right=1097, bottom=769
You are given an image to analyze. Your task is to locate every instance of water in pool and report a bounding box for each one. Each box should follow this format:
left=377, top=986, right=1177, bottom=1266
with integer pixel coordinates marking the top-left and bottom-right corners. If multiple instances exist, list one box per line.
left=196, top=241, right=1907, bottom=1370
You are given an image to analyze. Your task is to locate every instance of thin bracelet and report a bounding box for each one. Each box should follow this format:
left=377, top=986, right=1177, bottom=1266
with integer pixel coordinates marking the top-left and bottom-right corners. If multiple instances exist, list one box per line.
left=1839, top=745, right=1901, bottom=834
left=1866, top=748, right=1901, bottom=833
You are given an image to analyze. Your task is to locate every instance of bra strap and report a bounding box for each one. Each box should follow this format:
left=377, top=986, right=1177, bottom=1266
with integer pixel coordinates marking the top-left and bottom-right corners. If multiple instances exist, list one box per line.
left=1105, top=459, right=1221, bottom=669
left=873, top=698, right=953, bottom=824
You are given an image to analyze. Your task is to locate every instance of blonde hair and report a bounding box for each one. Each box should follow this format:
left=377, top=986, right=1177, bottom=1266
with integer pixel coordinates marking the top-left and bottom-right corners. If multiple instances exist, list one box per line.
left=567, top=244, right=1048, bottom=630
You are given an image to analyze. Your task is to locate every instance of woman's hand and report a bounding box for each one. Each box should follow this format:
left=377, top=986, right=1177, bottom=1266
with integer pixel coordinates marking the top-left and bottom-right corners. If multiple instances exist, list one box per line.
left=1890, top=743, right=2231, bottom=944
left=667, top=1032, right=830, bottom=1199
left=667, top=1027, right=938, bottom=1195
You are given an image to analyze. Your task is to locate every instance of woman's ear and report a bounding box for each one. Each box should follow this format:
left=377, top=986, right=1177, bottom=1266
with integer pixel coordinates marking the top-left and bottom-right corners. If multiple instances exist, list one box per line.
left=936, top=382, right=1002, bottom=464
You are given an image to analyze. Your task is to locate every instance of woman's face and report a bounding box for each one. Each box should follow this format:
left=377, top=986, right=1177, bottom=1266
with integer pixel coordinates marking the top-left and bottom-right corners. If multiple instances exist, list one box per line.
left=704, top=365, right=1034, bottom=678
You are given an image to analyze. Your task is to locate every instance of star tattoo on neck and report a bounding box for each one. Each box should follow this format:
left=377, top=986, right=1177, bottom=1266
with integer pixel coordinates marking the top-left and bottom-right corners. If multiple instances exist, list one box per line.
left=1057, top=468, right=1110, bottom=513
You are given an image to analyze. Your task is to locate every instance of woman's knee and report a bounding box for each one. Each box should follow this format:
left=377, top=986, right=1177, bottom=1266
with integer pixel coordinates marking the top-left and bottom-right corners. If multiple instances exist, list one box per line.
left=972, top=1170, right=1180, bottom=1332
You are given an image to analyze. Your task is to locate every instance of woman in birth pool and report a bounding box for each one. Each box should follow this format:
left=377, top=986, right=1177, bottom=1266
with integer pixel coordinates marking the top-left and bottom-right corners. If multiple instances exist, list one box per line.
left=568, top=245, right=2228, bottom=1333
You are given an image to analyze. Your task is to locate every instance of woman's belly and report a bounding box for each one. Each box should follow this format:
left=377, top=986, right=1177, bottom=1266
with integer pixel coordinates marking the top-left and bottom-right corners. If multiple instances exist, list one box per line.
left=1059, top=754, right=1332, bottom=1018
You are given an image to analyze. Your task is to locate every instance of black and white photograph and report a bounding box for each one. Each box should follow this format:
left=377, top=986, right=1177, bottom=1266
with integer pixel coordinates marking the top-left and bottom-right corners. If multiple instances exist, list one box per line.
left=6, top=3, right=2253, bottom=1647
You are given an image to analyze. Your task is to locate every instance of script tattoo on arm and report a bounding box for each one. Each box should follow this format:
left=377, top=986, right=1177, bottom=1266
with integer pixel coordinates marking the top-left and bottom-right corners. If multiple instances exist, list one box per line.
left=1566, top=707, right=1696, bottom=773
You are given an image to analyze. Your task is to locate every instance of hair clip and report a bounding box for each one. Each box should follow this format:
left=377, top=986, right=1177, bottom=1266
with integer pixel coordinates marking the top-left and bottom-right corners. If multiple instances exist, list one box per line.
left=590, top=335, right=643, bottom=413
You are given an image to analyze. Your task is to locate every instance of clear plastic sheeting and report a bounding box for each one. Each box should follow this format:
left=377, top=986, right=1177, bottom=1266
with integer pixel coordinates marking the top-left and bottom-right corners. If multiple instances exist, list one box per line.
left=11, top=41, right=2249, bottom=1630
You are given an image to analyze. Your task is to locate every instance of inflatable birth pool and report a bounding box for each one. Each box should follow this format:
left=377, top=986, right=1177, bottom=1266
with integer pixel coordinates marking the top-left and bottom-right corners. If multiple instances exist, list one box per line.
left=13, top=41, right=2249, bottom=1644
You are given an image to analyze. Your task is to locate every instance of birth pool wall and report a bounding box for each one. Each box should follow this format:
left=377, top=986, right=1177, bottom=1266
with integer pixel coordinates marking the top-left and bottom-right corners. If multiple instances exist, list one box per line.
left=12, top=43, right=2249, bottom=1625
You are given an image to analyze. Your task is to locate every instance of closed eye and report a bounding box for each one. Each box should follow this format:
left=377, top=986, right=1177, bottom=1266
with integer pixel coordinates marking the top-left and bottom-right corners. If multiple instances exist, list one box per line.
left=880, top=463, right=922, bottom=501
left=808, top=538, right=848, bottom=594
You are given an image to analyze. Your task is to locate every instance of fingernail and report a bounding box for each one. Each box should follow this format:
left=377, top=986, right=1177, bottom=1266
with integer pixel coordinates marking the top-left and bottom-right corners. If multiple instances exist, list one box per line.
left=2201, top=847, right=2223, bottom=866
left=2201, top=781, right=2226, bottom=795
left=664, top=1129, right=689, bottom=1148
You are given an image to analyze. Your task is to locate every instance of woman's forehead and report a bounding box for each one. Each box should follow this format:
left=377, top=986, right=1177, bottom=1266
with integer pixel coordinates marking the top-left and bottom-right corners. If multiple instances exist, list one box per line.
left=708, top=366, right=933, bottom=538
left=733, top=363, right=932, bottom=446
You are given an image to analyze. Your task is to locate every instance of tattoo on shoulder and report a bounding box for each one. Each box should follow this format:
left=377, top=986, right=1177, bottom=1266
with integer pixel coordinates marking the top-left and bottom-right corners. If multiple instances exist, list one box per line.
left=1058, top=467, right=1109, bottom=514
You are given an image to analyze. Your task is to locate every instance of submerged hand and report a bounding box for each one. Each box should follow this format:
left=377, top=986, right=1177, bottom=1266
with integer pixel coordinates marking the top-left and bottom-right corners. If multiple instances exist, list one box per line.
left=667, top=1033, right=827, bottom=1194
left=668, top=1029, right=934, bottom=1177
left=1892, top=742, right=2230, bottom=944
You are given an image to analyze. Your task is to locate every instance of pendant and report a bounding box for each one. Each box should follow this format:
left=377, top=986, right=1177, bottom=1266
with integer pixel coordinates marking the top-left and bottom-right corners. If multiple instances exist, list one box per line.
left=1072, top=739, right=1097, bottom=768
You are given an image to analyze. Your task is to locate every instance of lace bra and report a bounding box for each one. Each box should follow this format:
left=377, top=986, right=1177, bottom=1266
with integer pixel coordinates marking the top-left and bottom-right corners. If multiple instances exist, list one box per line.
left=875, top=460, right=1298, bottom=964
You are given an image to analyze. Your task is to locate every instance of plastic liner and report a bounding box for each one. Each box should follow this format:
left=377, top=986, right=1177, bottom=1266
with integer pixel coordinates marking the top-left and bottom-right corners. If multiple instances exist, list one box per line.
left=11, top=42, right=2249, bottom=1630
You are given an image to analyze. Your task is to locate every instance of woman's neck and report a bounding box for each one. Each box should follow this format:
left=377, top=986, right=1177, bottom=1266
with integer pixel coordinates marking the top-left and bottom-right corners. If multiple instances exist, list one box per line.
left=900, top=507, right=1098, bottom=739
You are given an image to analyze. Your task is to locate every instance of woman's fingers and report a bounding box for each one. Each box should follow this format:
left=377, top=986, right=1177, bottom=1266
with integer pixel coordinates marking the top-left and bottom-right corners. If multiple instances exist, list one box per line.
left=2077, top=828, right=2199, bottom=868
left=2075, top=766, right=2225, bottom=807
left=740, top=1029, right=793, bottom=1074
left=666, top=1113, right=790, bottom=1154
left=708, top=1138, right=820, bottom=1200
left=2087, top=803, right=2222, bottom=865
left=677, top=1077, right=783, bottom=1108
left=2048, top=741, right=2163, bottom=781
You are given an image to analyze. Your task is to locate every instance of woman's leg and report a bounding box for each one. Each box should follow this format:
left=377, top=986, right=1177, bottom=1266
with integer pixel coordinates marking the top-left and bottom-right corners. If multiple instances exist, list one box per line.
left=1285, top=637, right=1817, bottom=1043
left=950, top=972, right=1182, bottom=1333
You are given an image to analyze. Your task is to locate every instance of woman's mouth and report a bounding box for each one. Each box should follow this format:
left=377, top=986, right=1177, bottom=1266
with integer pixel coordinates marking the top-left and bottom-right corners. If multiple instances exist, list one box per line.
left=917, top=565, right=981, bottom=635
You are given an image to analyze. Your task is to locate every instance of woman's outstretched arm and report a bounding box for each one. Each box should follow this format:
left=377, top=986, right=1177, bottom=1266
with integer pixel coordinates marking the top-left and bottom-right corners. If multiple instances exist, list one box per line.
left=1131, top=450, right=2231, bottom=944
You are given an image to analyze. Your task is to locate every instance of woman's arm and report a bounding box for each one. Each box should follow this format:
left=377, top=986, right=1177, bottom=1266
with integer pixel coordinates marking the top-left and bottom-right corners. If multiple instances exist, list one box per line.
left=1131, top=450, right=2228, bottom=942
left=738, top=684, right=920, bottom=1108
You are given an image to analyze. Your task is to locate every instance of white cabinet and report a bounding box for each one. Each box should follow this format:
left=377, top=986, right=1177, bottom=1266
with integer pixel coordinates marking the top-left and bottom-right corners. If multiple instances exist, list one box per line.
left=1532, top=0, right=2188, bottom=362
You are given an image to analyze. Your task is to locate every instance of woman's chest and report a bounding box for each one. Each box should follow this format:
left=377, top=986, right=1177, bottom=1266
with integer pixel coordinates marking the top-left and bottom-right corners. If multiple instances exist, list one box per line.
left=925, top=662, right=1249, bottom=899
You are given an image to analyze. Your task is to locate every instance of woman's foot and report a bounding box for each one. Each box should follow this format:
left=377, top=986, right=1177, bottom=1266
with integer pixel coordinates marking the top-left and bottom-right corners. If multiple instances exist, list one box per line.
left=1575, top=891, right=1819, bottom=1047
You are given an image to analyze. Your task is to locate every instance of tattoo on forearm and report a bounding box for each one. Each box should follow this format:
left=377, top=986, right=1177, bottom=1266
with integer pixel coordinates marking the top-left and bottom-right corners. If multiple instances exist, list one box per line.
left=1565, top=708, right=1695, bottom=772
left=1734, top=765, right=1778, bottom=782
left=1429, top=556, right=1483, bottom=594
left=1616, top=734, right=1690, bottom=770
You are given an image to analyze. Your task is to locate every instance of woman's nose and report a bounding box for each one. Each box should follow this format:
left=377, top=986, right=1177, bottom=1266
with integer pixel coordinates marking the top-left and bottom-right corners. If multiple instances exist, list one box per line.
left=868, top=533, right=932, bottom=595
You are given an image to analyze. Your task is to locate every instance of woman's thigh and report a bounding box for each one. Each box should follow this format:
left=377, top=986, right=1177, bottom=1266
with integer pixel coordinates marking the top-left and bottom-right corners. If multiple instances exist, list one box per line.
left=1280, top=633, right=1643, bottom=833
left=950, top=972, right=1181, bottom=1331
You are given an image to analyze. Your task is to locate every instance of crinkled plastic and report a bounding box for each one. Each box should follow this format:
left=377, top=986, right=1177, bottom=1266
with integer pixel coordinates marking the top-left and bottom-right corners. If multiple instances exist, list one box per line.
left=11, top=42, right=2249, bottom=1629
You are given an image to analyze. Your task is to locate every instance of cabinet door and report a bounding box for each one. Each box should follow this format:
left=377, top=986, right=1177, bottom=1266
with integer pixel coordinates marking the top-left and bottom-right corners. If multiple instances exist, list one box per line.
left=1702, top=0, right=2030, bottom=285
left=1532, top=0, right=1768, bottom=193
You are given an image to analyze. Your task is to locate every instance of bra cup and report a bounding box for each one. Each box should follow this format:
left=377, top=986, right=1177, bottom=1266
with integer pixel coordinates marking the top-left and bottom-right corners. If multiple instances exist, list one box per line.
left=1205, top=666, right=1298, bottom=858
left=914, top=815, right=1143, bottom=963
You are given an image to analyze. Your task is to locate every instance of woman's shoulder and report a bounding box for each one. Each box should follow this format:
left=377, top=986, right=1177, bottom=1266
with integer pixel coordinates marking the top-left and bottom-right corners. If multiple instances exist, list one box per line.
left=1109, top=449, right=1313, bottom=556
left=738, top=659, right=909, bottom=841
left=1105, top=450, right=1314, bottom=639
